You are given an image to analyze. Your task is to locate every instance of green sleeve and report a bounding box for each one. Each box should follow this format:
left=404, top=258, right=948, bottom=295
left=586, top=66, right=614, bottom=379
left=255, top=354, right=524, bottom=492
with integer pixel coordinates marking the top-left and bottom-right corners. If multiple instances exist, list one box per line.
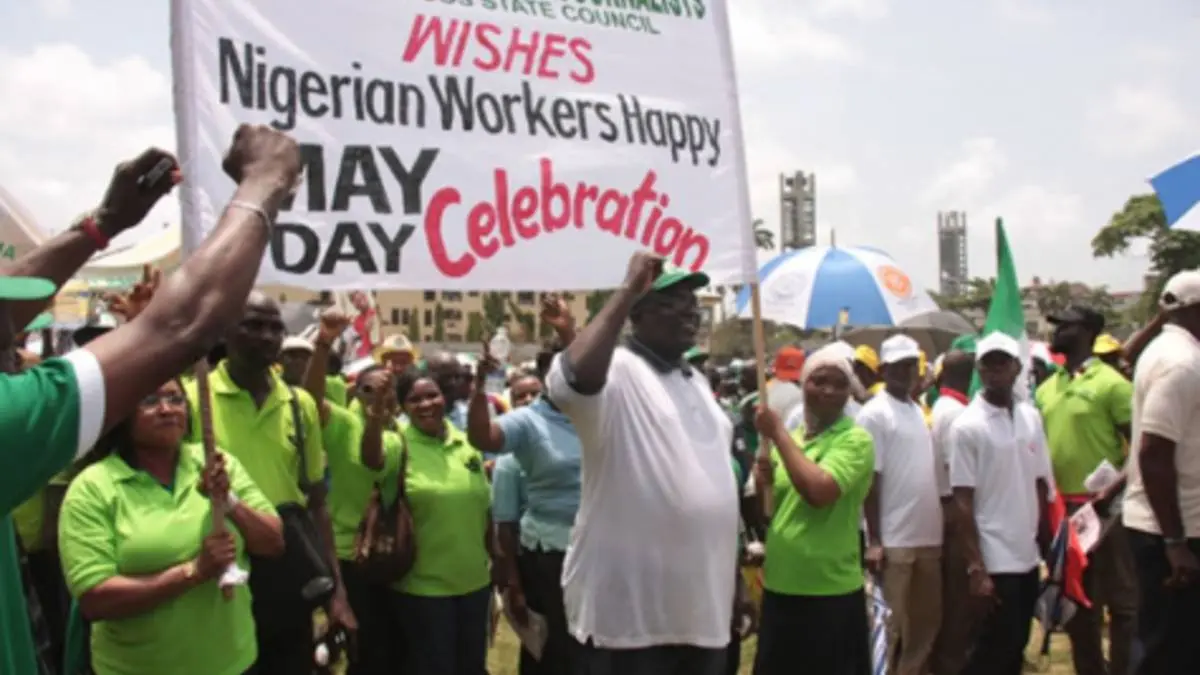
left=57, top=472, right=119, bottom=597
left=1106, top=373, right=1134, bottom=427
left=298, top=391, right=327, bottom=485
left=814, top=427, right=875, bottom=495
left=225, top=450, right=278, bottom=516
left=0, top=359, right=94, bottom=513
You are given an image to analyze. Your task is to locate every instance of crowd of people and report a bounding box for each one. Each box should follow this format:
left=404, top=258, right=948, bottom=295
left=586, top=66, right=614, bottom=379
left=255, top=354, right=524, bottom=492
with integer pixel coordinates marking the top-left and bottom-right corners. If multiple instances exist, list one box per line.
left=0, top=126, right=1197, bottom=675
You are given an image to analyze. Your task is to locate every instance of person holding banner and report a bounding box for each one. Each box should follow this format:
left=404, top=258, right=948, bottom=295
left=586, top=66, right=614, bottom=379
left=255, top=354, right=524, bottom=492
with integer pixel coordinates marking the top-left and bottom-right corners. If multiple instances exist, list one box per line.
left=0, top=125, right=303, bottom=675
left=544, top=253, right=740, bottom=675
left=749, top=349, right=875, bottom=675
left=58, top=377, right=283, bottom=675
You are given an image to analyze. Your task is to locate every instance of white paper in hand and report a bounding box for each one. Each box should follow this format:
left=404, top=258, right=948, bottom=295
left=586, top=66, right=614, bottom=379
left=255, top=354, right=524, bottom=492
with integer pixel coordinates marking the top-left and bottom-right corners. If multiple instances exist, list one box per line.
left=1084, top=460, right=1121, bottom=494
left=219, top=563, right=249, bottom=589
left=500, top=592, right=549, bottom=661
left=1070, top=503, right=1102, bottom=553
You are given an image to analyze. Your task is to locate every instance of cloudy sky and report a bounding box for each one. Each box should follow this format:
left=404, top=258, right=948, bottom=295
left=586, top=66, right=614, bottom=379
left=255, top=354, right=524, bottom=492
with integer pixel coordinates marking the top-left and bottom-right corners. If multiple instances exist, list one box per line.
left=1, top=0, right=1197, bottom=292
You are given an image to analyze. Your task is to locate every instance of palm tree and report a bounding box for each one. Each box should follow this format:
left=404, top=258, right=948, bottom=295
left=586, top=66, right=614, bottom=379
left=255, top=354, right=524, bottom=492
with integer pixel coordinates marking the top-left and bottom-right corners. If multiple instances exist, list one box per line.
left=481, top=292, right=508, bottom=332
left=752, top=218, right=774, bottom=250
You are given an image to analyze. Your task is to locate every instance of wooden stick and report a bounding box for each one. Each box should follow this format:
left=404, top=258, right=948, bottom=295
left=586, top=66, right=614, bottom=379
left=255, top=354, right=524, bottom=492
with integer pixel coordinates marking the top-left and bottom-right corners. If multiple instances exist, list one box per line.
left=194, top=358, right=234, bottom=600
left=749, top=283, right=774, bottom=518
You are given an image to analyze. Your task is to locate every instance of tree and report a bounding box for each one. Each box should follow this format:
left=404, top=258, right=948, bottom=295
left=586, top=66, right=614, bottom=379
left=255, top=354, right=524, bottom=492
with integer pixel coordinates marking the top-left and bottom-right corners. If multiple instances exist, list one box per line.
left=432, top=303, right=445, bottom=342
left=506, top=296, right=536, bottom=341
left=405, top=306, right=421, bottom=341
left=585, top=290, right=615, bottom=321
left=939, top=277, right=995, bottom=313
left=466, top=311, right=486, bottom=342
left=481, top=292, right=508, bottom=332
left=752, top=218, right=774, bottom=250
left=1092, top=193, right=1200, bottom=317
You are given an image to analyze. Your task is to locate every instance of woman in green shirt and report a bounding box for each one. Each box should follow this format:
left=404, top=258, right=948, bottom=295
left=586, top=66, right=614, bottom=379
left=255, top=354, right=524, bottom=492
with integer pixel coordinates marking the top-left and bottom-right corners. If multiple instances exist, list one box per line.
left=361, top=368, right=493, bottom=675
left=58, top=378, right=284, bottom=675
left=750, top=351, right=876, bottom=675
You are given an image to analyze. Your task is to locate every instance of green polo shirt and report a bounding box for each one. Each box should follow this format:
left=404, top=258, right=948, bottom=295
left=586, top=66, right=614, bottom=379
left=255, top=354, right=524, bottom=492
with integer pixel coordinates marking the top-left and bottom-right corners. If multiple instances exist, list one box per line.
left=326, top=375, right=348, bottom=407
left=763, top=417, right=875, bottom=597
left=394, top=421, right=491, bottom=597
left=324, top=404, right=405, bottom=560
left=184, top=361, right=325, bottom=506
left=12, top=471, right=71, bottom=552
left=58, top=443, right=275, bottom=675
left=0, top=352, right=104, bottom=675
left=1035, top=360, right=1133, bottom=495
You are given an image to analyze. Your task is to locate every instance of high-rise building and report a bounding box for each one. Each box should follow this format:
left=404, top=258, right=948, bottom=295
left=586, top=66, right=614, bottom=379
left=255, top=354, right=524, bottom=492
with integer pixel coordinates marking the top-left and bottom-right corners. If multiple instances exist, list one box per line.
left=937, top=211, right=969, bottom=297
left=779, top=172, right=817, bottom=250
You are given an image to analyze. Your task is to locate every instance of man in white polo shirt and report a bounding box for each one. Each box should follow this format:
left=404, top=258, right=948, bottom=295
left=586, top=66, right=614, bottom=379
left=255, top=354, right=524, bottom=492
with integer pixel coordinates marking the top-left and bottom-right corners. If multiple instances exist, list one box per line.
left=950, top=332, right=1053, bottom=675
left=545, top=252, right=740, bottom=675
left=1123, top=270, right=1200, bottom=675
left=859, top=334, right=944, bottom=675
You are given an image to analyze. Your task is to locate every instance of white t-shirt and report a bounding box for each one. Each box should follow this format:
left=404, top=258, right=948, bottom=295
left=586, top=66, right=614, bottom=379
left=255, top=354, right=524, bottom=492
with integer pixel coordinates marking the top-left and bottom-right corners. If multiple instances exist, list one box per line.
left=546, top=347, right=738, bottom=649
left=949, top=398, right=1054, bottom=573
left=930, top=394, right=969, bottom=498
left=1124, top=325, right=1200, bottom=538
left=857, top=392, right=944, bottom=548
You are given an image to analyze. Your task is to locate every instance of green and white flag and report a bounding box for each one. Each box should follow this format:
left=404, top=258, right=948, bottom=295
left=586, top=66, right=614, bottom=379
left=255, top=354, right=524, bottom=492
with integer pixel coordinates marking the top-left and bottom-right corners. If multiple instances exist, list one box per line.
left=970, top=218, right=1031, bottom=398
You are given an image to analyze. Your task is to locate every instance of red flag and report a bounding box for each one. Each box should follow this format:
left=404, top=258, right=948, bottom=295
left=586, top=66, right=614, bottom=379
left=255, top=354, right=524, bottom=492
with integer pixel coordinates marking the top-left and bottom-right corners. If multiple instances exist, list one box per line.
left=1048, top=492, right=1092, bottom=608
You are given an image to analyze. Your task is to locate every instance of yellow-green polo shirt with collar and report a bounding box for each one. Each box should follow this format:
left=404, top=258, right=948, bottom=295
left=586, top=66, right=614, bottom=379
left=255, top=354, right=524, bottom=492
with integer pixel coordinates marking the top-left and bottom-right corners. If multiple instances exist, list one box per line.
left=184, top=361, right=325, bottom=506
left=764, top=416, right=875, bottom=597
left=1035, top=359, right=1133, bottom=495
left=394, top=421, right=491, bottom=597
left=57, top=443, right=276, bottom=675
left=323, top=403, right=405, bottom=560
left=326, top=375, right=348, bottom=407
left=11, top=470, right=71, bottom=552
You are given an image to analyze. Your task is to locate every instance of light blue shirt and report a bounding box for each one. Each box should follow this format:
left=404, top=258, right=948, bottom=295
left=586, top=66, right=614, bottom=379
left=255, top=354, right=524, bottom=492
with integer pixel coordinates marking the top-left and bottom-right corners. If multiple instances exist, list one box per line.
left=496, top=398, right=582, bottom=552
left=491, top=454, right=527, bottom=524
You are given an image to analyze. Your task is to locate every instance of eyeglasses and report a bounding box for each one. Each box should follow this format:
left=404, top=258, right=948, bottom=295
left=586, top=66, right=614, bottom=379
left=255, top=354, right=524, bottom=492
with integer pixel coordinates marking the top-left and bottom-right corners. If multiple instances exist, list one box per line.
left=140, top=393, right=188, bottom=408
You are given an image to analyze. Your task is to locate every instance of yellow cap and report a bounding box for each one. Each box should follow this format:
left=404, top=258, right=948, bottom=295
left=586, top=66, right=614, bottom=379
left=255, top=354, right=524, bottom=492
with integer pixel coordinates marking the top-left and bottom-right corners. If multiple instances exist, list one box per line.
left=374, top=333, right=420, bottom=362
left=1093, top=333, right=1121, bottom=356
left=854, top=345, right=879, bottom=372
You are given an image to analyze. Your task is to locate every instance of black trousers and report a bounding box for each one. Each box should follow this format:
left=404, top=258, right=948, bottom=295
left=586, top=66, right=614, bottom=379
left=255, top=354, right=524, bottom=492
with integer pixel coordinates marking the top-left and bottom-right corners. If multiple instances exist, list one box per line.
left=248, top=556, right=317, bottom=675
left=340, top=560, right=405, bottom=675
left=752, top=588, right=870, bottom=675
left=516, top=547, right=580, bottom=675
left=1128, top=528, right=1200, bottom=675
left=27, top=550, right=70, bottom=674
left=962, top=568, right=1039, bottom=675
left=576, top=640, right=726, bottom=675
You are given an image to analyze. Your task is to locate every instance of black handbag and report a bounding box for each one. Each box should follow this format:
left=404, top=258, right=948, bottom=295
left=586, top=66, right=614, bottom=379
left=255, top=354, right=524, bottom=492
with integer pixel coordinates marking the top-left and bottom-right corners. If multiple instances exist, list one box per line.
left=353, top=431, right=417, bottom=585
left=249, top=389, right=336, bottom=635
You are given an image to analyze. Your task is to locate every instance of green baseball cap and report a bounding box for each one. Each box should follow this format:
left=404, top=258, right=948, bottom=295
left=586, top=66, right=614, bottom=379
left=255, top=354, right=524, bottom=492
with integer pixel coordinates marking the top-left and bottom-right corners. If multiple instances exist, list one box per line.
left=23, top=312, right=53, bottom=332
left=949, top=334, right=978, bottom=353
left=684, top=346, right=709, bottom=362
left=650, top=265, right=709, bottom=293
left=0, top=276, right=56, bottom=301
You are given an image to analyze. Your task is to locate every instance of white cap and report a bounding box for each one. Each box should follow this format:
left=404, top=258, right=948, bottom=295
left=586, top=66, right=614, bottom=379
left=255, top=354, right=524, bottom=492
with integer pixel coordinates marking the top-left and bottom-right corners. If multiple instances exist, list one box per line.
left=976, top=332, right=1021, bottom=361
left=281, top=336, right=313, bottom=353
left=1159, top=269, right=1200, bottom=312
left=826, top=340, right=857, bottom=363
left=880, top=334, right=921, bottom=365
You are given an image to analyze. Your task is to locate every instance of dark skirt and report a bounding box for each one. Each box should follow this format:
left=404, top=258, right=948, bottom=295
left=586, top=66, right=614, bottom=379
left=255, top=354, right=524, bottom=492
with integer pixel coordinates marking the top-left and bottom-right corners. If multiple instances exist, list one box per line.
left=753, top=588, right=872, bottom=675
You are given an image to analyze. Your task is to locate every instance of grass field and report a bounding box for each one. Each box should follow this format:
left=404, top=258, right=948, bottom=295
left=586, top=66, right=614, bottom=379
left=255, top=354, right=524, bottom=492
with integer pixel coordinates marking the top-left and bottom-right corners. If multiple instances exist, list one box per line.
left=484, top=623, right=1080, bottom=674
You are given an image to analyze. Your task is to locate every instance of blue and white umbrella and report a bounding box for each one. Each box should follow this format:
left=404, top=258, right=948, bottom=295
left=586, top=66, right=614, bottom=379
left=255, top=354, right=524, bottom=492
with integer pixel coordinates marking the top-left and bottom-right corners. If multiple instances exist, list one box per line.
left=734, top=246, right=938, bottom=329
left=1151, top=152, right=1200, bottom=231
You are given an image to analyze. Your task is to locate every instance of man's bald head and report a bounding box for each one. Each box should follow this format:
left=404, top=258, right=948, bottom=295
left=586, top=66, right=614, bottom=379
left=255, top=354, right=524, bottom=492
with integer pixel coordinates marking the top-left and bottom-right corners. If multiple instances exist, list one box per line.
left=245, top=290, right=278, bottom=313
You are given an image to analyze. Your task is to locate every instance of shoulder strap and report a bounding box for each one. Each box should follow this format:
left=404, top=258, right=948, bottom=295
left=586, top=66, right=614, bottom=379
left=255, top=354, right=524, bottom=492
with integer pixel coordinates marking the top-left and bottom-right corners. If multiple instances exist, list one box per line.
left=288, top=387, right=312, bottom=494
left=394, top=430, right=410, bottom=500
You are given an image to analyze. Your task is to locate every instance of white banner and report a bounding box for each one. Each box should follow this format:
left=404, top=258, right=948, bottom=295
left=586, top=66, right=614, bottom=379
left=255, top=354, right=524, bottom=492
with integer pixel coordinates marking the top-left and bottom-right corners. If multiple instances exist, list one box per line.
left=171, top=0, right=755, bottom=291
